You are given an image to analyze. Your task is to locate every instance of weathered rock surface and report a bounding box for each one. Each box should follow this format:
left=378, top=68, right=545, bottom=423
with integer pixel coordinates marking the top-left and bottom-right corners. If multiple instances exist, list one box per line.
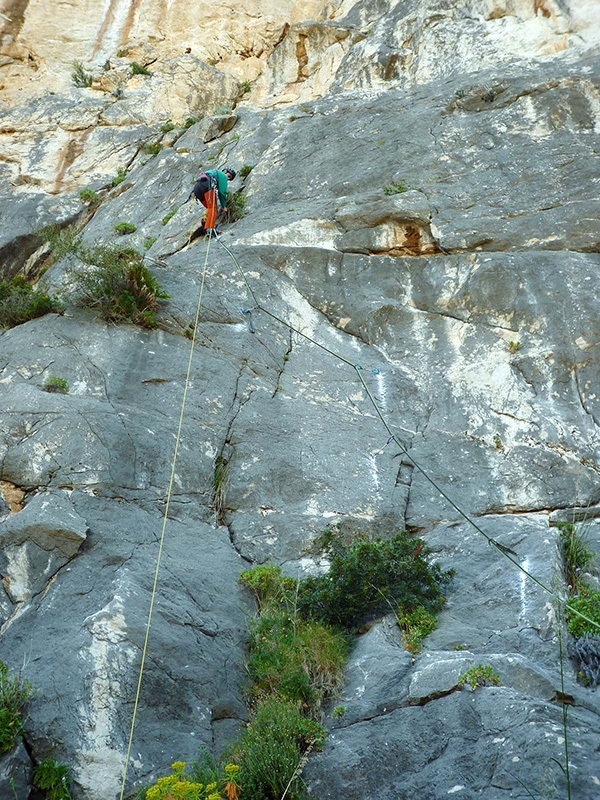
left=0, top=1, right=599, bottom=799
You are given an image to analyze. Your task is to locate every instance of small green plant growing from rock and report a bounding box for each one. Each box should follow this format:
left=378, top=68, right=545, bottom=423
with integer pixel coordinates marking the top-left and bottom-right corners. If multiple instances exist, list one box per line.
left=383, top=180, right=409, bottom=195
left=241, top=80, right=252, bottom=93
left=111, top=168, right=127, bottom=187
left=224, top=190, right=246, bottom=222
left=0, top=661, right=35, bottom=754
left=144, top=237, right=157, bottom=249
left=566, top=584, right=600, bottom=639
left=131, top=62, right=151, bottom=76
left=213, top=455, right=229, bottom=524
left=396, top=605, right=438, bottom=654
left=143, top=142, right=163, bottom=156
left=508, top=340, right=520, bottom=354
left=239, top=164, right=254, bottom=179
left=558, top=522, right=596, bottom=591
left=0, top=276, right=62, bottom=330
left=114, top=221, right=137, bottom=235
left=71, top=61, right=92, bottom=88
left=458, top=664, right=501, bottom=691
left=162, top=209, right=177, bottom=226
left=33, top=758, right=72, bottom=800
left=159, top=120, right=175, bottom=133
left=79, top=188, right=99, bottom=204
left=332, top=705, right=346, bottom=719
left=493, top=434, right=504, bottom=451
left=183, top=117, right=197, bottom=129
left=44, top=376, right=69, bottom=394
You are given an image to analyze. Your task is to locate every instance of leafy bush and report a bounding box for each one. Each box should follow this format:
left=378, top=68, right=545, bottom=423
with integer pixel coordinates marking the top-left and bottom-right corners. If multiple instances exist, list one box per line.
left=383, top=180, right=409, bottom=195
left=71, top=61, right=92, bottom=88
left=162, top=209, right=177, bottom=226
left=232, top=699, right=324, bottom=800
left=0, top=661, right=34, bottom=754
left=112, top=168, right=128, bottom=187
left=297, top=531, right=453, bottom=629
left=114, top=221, right=137, bottom=235
left=566, top=583, right=600, bottom=638
left=0, top=276, right=62, bottom=330
left=183, top=117, right=197, bottom=129
left=44, top=376, right=69, bottom=394
left=241, top=80, right=252, bottom=93
left=160, top=121, right=175, bottom=133
left=68, top=243, right=169, bottom=328
left=131, top=62, right=151, bottom=76
left=79, top=188, right=99, bottom=204
left=458, top=664, right=501, bottom=691
left=33, top=758, right=72, bottom=800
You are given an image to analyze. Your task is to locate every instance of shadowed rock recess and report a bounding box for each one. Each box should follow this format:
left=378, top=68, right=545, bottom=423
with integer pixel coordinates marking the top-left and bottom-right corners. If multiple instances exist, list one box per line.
left=1, top=0, right=599, bottom=798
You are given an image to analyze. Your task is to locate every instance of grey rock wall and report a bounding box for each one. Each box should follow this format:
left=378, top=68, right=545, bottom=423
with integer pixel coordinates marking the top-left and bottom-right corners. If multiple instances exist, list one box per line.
left=0, top=3, right=599, bottom=799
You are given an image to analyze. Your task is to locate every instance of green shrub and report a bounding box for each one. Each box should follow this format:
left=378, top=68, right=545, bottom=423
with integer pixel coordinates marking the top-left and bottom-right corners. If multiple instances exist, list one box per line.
left=239, top=165, right=254, bottom=179
left=0, top=277, right=62, bottom=330
left=566, top=583, right=600, bottom=638
left=114, top=221, right=137, bottom=235
left=331, top=705, right=346, bottom=718
left=183, top=117, right=197, bottom=129
left=79, top=188, right=99, bottom=204
left=144, top=237, right=157, bottom=249
left=0, top=662, right=34, bottom=754
left=232, top=699, right=324, bottom=800
left=239, top=565, right=347, bottom=715
left=67, top=243, right=169, bottom=328
left=160, top=121, right=175, bottom=133
left=33, top=758, right=72, bottom=800
left=246, top=612, right=347, bottom=714
left=162, top=209, right=177, bottom=226
left=383, top=180, right=410, bottom=195
left=241, top=80, right=252, bottom=93
left=44, top=376, right=69, bottom=394
left=143, top=142, right=162, bottom=156
left=297, top=531, right=453, bottom=629
left=111, top=168, right=127, bottom=187
left=224, top=191, right=246, bottom=223
left=458, top=664, right=501, bottom=691
left=131, top=62, right=151, bottom=76
left=71, top=61, right=92, bottom=88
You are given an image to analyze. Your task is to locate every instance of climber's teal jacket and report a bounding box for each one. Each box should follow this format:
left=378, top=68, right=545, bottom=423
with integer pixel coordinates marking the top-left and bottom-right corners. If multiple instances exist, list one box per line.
left=206, top=169, right=229, bottom=208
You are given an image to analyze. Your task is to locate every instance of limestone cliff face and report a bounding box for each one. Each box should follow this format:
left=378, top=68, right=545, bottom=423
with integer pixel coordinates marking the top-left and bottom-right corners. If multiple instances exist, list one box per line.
left=0, top=1, right=599, bottom=799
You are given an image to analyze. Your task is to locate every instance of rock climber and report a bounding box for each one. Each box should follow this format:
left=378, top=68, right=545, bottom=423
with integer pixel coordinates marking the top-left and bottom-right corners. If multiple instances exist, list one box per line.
left=187, top=166, right=236, bottom=236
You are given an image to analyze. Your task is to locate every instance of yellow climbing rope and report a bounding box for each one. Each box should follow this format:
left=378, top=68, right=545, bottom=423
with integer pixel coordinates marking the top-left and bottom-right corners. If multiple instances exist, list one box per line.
left=118, top=234, right=214, bottom=800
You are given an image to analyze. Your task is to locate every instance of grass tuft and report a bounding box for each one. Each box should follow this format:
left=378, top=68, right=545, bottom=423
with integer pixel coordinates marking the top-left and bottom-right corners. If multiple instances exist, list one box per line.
left=71, top=61, right=92, bottom=88
left=0, top=661, right=34, bottom=754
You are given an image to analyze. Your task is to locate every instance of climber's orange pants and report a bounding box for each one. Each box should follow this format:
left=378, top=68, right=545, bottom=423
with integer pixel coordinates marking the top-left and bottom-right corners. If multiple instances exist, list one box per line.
left=201, top=187, right=218, bottom=230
